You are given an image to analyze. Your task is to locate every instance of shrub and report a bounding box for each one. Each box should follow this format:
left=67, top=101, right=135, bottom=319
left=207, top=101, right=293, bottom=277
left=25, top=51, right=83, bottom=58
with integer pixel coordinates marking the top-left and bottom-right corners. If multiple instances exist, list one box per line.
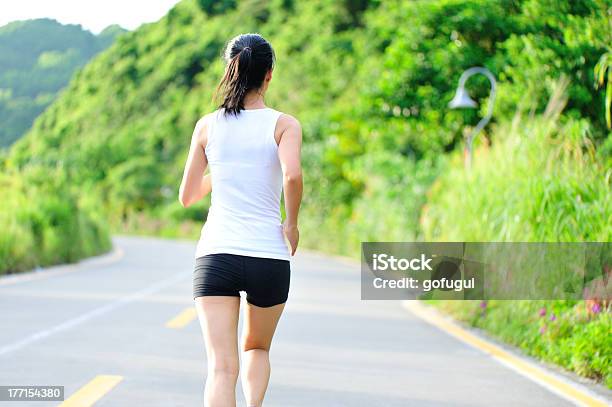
left=0, top=166, right=111, bottom=274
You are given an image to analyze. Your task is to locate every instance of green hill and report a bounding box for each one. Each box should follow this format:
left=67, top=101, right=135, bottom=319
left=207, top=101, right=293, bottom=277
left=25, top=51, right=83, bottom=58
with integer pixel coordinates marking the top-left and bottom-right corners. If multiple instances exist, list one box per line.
left=3, top=0, right=610, bottom=261
left=4, top=0, right=610, bottom=260
left=0, top=18, right=126, bottom=147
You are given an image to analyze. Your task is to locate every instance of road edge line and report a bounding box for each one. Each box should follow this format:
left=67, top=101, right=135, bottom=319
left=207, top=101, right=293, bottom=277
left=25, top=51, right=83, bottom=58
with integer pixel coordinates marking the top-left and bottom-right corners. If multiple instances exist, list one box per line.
left=0, top=246, right=124, bottom=287
left=402, top=300, right=610, bottom=407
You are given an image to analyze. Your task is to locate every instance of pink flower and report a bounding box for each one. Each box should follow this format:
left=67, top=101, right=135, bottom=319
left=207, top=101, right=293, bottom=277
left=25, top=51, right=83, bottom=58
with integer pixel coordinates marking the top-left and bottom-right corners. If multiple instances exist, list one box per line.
left=538, top=307, right=546, bottom=317
left=549, top=313, right=556, bottom=321
left=591, top=303, right=602, bottom=314
left=479, top=301, right=487, bottom=309
left=539, top=325, right=546, bottom=334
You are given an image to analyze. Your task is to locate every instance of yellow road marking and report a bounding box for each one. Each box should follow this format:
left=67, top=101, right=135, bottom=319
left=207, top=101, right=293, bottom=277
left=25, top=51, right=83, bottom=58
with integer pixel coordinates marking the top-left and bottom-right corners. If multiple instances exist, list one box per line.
left=166, top=306, right=198, bottom=329
left=403, top=301, right=609, bottom=407
left=60, top=375, right=123, bottom=406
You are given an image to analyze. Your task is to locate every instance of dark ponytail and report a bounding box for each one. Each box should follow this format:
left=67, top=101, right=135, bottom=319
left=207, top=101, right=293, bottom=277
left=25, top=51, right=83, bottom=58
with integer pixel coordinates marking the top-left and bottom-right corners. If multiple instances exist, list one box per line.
left=214, top=33, right=275, bottom=116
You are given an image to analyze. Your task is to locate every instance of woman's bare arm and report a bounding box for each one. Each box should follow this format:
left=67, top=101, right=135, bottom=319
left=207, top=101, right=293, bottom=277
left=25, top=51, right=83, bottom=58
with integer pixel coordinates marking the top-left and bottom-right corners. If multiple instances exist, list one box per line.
left=178, top=116, right=211, bottom=207
left=277, top=114, right=303, bottom=255
left=199, top=173, right=212, bottom=198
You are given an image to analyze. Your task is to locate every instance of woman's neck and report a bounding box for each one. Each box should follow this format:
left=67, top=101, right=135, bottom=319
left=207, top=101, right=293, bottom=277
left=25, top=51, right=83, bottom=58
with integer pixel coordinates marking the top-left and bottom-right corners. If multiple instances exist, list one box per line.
left=243, top=90, right=266, bottom=109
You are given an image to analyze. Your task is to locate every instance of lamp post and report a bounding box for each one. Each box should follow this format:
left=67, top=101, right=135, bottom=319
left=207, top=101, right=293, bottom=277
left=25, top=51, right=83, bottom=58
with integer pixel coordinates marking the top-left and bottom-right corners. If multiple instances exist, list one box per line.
left=448, top=67, right=497, bottom=168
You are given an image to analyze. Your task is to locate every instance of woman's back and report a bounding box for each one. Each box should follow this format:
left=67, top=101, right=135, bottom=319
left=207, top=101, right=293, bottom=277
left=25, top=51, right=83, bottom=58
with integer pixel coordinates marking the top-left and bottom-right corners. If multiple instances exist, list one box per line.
left=195, top=107, right=290, bottom=260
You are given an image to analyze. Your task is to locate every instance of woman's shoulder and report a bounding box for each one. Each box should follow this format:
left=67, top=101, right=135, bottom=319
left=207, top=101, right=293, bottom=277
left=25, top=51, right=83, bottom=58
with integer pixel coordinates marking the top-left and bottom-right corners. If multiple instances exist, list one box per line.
left=201, top=108, right=223, bottom=122
left=192, top=109, right=223, bottom=145
left=195, top=109, right=223, bottom=129
left=273, top=109, right=301, bottom=129
left=273, top=110, right=302, bottom=143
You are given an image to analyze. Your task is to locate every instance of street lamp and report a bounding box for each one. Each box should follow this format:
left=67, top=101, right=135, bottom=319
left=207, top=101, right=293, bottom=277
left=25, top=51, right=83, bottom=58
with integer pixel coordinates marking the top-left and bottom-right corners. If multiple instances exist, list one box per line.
left=449, top=67, right=497, bottom=168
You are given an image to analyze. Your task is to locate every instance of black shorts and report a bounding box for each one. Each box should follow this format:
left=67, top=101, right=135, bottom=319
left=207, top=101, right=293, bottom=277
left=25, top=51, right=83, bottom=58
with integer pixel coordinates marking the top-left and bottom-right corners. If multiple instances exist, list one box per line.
left=193, top=253, right=290, bottom=307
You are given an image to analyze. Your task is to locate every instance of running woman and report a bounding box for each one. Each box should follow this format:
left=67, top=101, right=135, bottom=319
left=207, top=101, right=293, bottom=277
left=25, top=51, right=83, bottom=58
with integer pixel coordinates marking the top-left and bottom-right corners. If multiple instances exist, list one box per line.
left=178, top=33, right=303, bottom=407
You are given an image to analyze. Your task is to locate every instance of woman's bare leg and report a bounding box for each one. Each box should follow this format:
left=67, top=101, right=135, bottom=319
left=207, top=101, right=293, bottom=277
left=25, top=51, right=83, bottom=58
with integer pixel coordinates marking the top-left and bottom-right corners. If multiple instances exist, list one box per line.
left=195, top=296, right=241, bottom=407
left=240, top=302, right=285, bottom=407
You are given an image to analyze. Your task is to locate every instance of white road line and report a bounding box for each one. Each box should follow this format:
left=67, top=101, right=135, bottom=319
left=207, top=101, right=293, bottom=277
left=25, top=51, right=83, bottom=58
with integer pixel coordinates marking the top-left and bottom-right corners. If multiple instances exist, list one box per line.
left=0, top=271, right=189, bottom=357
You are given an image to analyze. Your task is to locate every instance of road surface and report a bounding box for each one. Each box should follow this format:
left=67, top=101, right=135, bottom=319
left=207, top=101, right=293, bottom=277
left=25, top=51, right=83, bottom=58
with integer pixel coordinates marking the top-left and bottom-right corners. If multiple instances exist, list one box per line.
left=0, top=236, right=592, bottom=406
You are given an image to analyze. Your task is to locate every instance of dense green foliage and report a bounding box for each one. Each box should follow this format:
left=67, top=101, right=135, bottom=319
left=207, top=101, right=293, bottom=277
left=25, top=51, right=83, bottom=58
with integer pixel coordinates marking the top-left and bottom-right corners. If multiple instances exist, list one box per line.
left=1, top=0, right=610, bottom=383
left=0, top=18, right=125, bottom=147
left=0, top=165, right=111, bottom=273
left=300, top=0, right=611, bottom=253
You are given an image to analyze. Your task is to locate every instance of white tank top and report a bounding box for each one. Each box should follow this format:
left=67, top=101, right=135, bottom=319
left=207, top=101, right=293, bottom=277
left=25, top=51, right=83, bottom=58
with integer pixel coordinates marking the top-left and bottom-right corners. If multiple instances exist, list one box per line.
left=194, top=107, right=290, bottom=261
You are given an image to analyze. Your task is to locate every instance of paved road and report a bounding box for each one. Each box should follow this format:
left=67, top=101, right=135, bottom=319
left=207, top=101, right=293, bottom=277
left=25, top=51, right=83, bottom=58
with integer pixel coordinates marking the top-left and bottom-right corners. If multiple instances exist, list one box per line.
left=0, top=236, right=580, bottom=406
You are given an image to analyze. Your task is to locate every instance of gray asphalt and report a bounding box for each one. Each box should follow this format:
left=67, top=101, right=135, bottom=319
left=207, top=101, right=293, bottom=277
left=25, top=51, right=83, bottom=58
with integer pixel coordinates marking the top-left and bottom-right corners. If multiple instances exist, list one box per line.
left=0, top=235, right=576, bottom=406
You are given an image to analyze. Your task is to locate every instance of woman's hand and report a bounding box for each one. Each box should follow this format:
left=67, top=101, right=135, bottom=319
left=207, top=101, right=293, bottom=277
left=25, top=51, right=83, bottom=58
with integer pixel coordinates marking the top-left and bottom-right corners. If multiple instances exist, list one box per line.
left=283, top=222, right=299, bottom=256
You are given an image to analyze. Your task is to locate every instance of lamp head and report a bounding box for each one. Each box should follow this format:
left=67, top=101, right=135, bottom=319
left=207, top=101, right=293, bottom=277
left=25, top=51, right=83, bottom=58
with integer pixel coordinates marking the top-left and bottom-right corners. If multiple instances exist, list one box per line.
left=449, top=86, right=477, bottom=109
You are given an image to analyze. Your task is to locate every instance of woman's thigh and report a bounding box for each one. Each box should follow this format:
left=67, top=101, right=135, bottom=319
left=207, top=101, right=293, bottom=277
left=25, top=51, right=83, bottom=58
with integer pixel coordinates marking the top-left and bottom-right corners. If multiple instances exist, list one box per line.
left=195, top=296, right=241, bottom=368
left=241, top=302, right=285, bottom=351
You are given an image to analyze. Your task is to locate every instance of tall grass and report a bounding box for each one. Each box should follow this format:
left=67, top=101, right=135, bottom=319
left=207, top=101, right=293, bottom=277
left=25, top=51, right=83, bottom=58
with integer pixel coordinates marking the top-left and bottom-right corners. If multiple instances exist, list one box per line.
left=421, top=83, right=611, bottom=242
left=0, top=165, right=111, bottom=274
